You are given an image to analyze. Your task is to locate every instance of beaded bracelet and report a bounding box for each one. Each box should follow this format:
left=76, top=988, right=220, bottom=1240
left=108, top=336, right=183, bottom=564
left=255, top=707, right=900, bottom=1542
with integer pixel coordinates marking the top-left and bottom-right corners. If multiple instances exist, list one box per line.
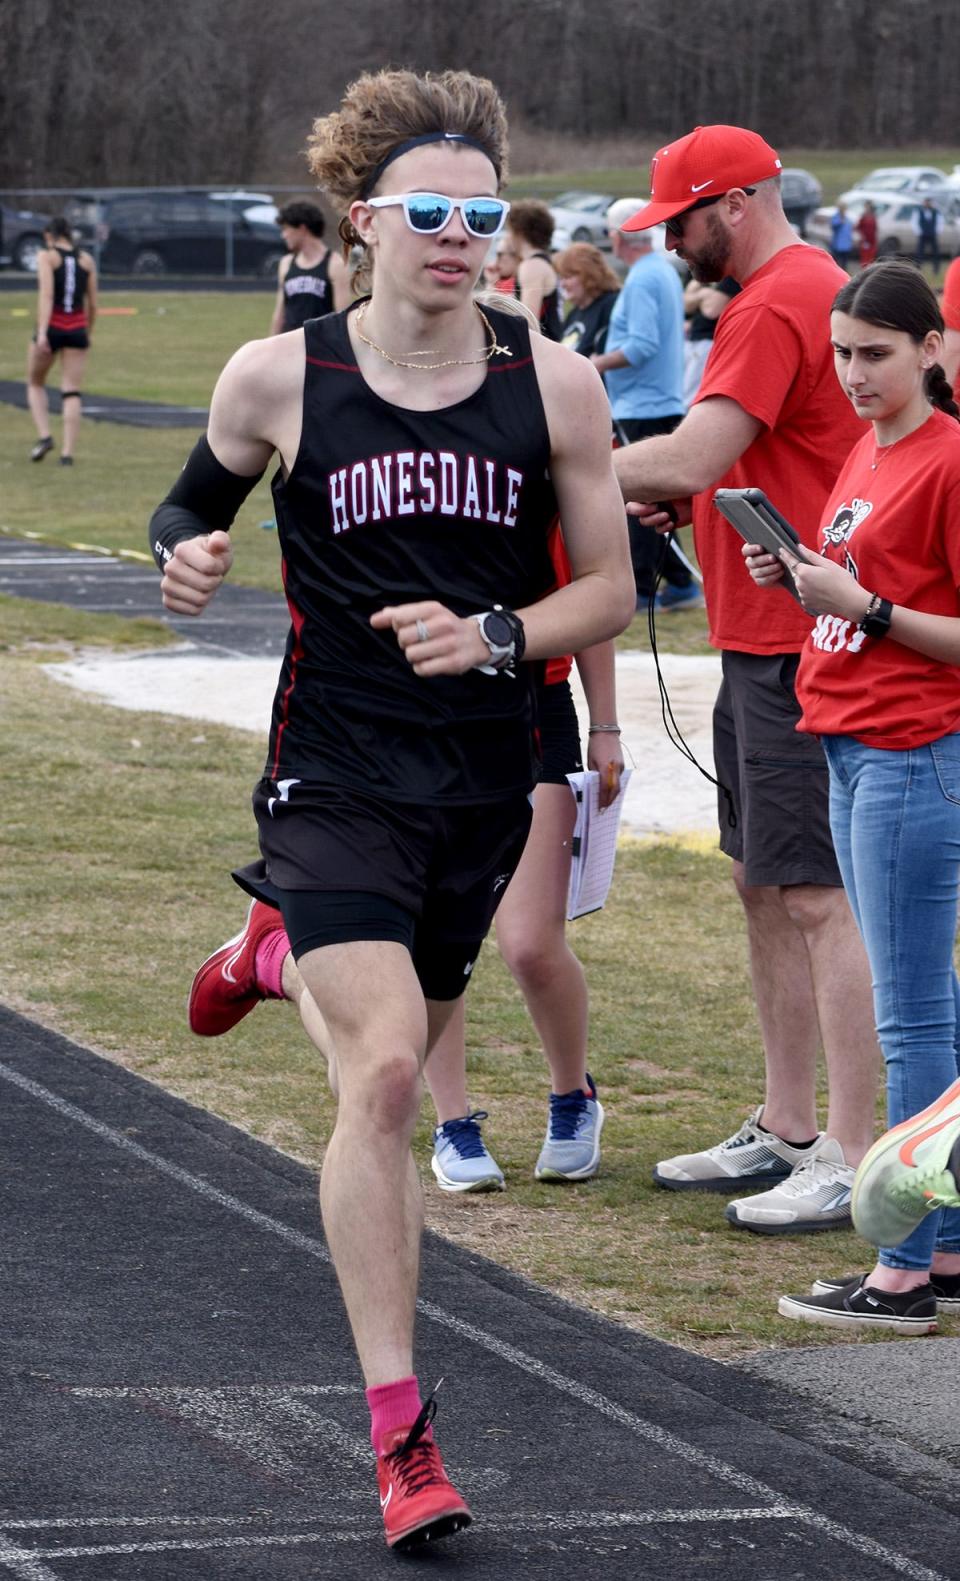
left=588, top=723, right=621, bottom=734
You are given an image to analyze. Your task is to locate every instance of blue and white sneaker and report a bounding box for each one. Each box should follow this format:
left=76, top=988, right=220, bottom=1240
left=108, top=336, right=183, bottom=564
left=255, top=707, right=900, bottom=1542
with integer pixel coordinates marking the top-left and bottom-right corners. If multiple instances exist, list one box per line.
left=534, top=1076, right=604, bottom=1181
left=431, top=1111, right=505, bottom=1193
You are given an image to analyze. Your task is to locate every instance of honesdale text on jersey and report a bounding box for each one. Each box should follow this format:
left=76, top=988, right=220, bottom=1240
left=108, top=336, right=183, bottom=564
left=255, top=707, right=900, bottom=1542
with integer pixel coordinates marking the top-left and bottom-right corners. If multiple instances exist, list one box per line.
left=327, top=450, right=525, bottom=536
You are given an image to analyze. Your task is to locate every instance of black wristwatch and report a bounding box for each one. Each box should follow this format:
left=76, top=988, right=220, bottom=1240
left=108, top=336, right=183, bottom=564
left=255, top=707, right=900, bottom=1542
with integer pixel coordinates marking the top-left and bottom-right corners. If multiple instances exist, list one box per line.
left=472, top=606, right=526, bottom=673
left=858, top=593, right=893, bottom=640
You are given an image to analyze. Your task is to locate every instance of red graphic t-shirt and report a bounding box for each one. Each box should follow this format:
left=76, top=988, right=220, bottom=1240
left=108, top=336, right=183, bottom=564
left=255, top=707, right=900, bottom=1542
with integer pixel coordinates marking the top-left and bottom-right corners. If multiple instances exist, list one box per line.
left=795, top=407, right=960, bottom=748
left=692, top=245, right=861, bottom=655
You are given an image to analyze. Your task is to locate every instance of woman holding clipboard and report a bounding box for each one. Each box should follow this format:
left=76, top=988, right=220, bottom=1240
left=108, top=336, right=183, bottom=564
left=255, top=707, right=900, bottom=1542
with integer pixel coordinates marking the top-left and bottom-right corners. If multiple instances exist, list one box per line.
left=744, top=260, right=960, bottom=1335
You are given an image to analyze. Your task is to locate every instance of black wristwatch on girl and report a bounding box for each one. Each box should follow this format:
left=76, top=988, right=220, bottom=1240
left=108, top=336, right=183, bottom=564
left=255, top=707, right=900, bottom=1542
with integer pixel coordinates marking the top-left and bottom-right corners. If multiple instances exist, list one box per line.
left=858, top=592, right=893, bottom=639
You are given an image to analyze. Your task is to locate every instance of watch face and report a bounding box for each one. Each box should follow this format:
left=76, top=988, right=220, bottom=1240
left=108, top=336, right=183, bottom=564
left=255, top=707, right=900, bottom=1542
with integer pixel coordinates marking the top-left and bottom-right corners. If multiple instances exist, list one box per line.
left=482, top=612, right=513, bottom=648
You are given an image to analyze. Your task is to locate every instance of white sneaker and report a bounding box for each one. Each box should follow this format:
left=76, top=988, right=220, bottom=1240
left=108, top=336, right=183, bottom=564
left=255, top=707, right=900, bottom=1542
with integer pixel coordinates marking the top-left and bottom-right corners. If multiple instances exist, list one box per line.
left=653, top=1106, right=822, bottom=1192
left=725, top=1137, right=854, bottom=1234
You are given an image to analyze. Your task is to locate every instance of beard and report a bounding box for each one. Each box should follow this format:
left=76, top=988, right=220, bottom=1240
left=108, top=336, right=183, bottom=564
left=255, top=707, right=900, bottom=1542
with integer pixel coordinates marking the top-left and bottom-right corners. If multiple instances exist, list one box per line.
left=683, top=210, right=732, bottom=284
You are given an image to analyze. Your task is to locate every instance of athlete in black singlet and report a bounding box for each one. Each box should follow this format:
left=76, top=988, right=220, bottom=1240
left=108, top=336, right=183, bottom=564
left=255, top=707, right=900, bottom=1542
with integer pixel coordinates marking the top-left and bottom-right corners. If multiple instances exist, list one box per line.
left=269, top=200, right=349, bottom=335
left=149, top=68, right=632, bottom=1553
left=27, top=217, right=97, bottom=464
left=508, top=198, right=562, bottom=341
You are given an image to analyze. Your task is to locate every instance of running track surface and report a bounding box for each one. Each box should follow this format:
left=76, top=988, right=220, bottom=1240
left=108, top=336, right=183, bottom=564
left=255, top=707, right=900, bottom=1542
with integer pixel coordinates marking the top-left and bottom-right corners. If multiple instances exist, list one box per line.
left=2, top=1004, right=959, bottom=1581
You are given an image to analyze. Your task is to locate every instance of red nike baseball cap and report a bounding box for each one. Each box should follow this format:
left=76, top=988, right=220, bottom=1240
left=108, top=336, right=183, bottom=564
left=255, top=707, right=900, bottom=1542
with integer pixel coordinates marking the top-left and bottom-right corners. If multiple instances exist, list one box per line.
left=620, top=125, right=782, bottom=231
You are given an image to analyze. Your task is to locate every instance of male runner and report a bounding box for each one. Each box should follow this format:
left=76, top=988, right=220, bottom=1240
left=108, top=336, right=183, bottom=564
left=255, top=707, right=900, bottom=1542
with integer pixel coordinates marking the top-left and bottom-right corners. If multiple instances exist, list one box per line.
left=268, top=200, right=349, bottom=335
left=149, top=68, right=632, bottom=1550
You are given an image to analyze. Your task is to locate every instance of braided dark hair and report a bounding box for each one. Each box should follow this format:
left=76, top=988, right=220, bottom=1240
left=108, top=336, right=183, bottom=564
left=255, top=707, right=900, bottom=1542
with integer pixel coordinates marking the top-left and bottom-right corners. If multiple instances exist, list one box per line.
left=833, top=259, right=960, bottom=421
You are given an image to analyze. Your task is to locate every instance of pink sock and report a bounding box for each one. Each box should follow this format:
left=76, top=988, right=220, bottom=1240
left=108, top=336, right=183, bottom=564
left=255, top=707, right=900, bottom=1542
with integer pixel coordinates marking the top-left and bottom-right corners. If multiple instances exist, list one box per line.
left=253, top=926, right=290, bottom=999
left=365, top=1375, right=427, bottom=1453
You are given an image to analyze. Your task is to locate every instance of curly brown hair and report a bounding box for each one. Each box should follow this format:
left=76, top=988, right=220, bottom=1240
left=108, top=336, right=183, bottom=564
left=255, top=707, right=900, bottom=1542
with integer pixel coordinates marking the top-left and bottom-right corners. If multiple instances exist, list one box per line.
left=306, top=68, right=509, bottom=265
left=506, top=199, right=554, bottom=252
left=551, top=242, right=620, bottom=298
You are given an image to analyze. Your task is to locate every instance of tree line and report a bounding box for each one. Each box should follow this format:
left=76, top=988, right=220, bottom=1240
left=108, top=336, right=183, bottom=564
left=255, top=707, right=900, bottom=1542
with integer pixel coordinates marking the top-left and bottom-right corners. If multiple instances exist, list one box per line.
left=2, top=0, right=956, bottom=192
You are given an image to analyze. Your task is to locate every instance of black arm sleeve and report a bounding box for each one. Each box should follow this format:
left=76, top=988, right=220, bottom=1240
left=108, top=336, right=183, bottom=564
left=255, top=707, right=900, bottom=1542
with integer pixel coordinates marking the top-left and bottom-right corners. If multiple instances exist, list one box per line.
left=148, top=435, right=267, bottom=571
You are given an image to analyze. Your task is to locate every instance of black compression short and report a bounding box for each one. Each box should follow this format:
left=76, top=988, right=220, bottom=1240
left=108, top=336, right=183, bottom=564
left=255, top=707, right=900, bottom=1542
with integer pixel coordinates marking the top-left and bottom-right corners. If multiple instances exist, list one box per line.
left=233, top=780, right=533, bottom=999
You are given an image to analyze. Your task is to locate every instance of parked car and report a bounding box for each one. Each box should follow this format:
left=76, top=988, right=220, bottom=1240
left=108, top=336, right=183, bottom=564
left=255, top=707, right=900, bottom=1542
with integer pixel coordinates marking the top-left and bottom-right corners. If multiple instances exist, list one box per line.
left=0, top=202, right=52, bottom=271
left=838, top=166, right=952, bottom=207
left=61, top=189, right=285, bottom=276
left=808, top=192, right=960, bottom=258
left=780, top=168, right=823, bottom=235
left=548, top=191, right=615, bottom=248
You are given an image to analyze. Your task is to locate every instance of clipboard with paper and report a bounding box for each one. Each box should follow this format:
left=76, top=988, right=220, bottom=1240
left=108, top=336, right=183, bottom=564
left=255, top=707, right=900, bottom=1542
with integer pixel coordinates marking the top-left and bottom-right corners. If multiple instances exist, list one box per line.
left=565, top=768, right=633, bottom=921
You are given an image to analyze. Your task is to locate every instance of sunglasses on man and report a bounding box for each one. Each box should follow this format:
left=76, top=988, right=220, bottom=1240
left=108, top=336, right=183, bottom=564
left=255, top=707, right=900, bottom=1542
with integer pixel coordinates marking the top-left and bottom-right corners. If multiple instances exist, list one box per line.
left=663, top=187, right=756, bottom=240
left=367, top=192, right=510, bottom=239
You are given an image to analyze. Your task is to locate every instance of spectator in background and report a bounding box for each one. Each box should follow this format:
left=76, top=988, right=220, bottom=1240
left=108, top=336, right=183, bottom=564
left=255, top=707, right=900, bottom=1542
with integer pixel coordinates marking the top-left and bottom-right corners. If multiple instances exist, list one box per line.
left=830, top=201, right=853, bottom=271
left=942, top=253, right=960, bottom=386
left=913, top=197, right=941, bottom=276
left=613, top=125, right=880, bottom=1236
left=481, top=235, right=517, bottom=294
left=591, top=198, right=698, bottom=612
left=27, top=217, right=97, bottom=466
left=269, top=200, right=350, bottom=335
left=553, top=241, right=620, bottom=358
left=507, top=199, right=563, bottom=340
left=682, top=274, right=739, bottom=406
left=857, top=200, right=878, bottom=268
left=745, top=260, right=960, bottom=1333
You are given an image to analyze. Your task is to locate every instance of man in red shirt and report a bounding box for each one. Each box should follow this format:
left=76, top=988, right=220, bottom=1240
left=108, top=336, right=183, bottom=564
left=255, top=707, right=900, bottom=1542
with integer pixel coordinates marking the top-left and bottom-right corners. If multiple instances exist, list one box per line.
left=614, top=125, right=881, bottom=1235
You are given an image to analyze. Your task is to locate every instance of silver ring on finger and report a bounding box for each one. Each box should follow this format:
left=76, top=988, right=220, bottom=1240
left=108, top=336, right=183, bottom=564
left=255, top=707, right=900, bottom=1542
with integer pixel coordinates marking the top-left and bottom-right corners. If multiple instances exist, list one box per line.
left=415, top=619, right=430, bottom=643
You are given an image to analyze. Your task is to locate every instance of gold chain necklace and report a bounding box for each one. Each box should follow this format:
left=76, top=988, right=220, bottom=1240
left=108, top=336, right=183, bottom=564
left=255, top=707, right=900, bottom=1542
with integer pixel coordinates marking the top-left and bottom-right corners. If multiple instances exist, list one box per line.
left=354, top=299, right=512, bottom=371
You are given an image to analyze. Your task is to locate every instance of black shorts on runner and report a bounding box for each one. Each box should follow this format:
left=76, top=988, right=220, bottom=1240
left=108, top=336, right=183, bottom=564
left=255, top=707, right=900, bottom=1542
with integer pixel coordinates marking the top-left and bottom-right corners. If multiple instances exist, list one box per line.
left=34, top=327, right=89, bottom=352
left=712, top=650, right=842, bottom=888
left=536, top=677, right=584, bottom=785
left=233, top=778, right=533, bottom=999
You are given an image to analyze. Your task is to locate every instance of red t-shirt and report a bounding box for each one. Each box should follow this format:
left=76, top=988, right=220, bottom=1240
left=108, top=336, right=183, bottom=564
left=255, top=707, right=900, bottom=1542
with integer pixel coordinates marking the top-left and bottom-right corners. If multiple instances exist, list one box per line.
left=942, top=256, right=960, bottom=332
left=692, top=245, right=862, bottom=655
left=795, top=407, right=960, bottom=748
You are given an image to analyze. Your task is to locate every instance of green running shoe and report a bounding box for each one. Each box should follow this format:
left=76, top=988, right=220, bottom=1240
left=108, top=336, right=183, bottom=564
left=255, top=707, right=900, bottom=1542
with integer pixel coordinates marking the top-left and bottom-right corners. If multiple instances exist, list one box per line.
left=851, top=1076, right=960, bottom=1248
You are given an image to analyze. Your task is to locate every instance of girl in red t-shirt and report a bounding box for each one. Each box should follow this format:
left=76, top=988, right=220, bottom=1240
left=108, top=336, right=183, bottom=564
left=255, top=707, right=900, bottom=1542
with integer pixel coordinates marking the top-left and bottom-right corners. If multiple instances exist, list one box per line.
left=744, top=260, right=960, bottom=1334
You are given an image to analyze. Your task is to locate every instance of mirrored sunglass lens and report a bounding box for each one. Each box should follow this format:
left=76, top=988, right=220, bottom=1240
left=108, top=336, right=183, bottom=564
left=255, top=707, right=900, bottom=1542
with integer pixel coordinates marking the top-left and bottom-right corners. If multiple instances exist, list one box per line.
left=406, top=195, right=452, bottom=231
left=462, top=200, right=505, bottom=236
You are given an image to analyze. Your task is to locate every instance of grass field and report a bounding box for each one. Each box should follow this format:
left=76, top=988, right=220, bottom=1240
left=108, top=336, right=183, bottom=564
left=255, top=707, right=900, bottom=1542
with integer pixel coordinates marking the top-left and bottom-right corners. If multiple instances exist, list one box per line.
left=0, top=288, right=941, bottom=1360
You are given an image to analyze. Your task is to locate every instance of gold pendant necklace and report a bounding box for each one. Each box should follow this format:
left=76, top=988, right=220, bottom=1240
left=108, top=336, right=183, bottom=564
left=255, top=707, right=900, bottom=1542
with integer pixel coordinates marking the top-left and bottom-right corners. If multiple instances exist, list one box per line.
left=354, top=299, right=512, bottom=371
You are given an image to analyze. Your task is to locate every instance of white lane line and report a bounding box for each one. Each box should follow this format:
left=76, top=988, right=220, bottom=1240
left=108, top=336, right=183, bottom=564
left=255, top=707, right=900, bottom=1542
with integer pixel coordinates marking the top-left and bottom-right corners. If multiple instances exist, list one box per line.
left=0, top=1057, right=948, bottom=1581
left=14, top=1507, right=800, bottom=1562
left=69, top=1383, right=355, bottom=1398
left=0, top=1533, right=61, bottom=1580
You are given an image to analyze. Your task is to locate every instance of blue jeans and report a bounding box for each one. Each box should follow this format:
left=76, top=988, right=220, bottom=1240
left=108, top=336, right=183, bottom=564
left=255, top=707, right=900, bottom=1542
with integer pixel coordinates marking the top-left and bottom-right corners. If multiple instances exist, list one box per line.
left=823, top=733, right=960, bottom=1268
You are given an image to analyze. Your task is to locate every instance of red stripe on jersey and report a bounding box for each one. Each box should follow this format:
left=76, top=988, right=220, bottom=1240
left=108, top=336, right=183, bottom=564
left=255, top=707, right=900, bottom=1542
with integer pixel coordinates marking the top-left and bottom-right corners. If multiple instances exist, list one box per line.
left=305, top=356, right=360, bottom=372
left=545, top=516, right=573, bottom=686
left=269, top=561, right=307, bottom=779
left=49, top=310, right=87, bottom=331
left=487, top=356, right=533, bottom=374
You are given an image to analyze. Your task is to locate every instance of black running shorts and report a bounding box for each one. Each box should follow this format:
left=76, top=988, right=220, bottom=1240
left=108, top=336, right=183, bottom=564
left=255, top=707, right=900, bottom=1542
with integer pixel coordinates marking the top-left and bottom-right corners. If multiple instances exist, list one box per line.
left=234, top=779, right=533, bottom=999
left=712, top=650, right=842, bottom=888
left=35, top=327, right=89, bottom=352
left=536, top=678, right=583, bottom=785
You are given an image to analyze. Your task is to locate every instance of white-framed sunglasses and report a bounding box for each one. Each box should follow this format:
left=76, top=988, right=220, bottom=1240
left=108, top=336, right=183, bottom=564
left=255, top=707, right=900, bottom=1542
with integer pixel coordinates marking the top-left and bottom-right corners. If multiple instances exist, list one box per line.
left=366, top=192, right=511, bottom=239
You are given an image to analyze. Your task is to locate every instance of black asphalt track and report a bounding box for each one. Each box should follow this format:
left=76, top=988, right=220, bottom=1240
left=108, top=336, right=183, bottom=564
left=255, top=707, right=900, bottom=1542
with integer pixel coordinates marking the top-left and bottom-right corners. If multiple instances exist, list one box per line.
left=2, top=1004, right=959, bottom=1581
left=0, top=381, right=207, bottom=429
left=0, top=537, right=287, bottom=657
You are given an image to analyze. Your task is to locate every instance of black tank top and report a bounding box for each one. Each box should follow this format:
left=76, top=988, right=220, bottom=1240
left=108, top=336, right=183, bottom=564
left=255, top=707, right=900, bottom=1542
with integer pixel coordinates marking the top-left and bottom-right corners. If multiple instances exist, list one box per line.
left=50, top=245, right=89, bottom=329
left=516, top=252, right=562, bottom=343
left=267, top=303, right=558, bottom=803
left=281, top=252, right=333, bottom=331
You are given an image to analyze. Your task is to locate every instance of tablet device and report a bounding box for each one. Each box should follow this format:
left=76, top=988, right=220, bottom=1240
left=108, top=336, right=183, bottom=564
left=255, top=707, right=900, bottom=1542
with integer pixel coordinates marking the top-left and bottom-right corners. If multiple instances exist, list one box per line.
left=712, top=487, right=811, bottom=602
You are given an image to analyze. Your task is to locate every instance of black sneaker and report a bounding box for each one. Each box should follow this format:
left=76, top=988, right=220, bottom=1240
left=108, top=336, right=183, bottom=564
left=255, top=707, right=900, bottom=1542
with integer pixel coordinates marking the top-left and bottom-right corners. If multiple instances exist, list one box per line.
left=30, top=436, right=54, bottom=462
left=778, top=1276, right=937, bottom=1334
left=59, top=455, right=74, bottom=466
left=812, top=1270, right=960, bottom=1314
